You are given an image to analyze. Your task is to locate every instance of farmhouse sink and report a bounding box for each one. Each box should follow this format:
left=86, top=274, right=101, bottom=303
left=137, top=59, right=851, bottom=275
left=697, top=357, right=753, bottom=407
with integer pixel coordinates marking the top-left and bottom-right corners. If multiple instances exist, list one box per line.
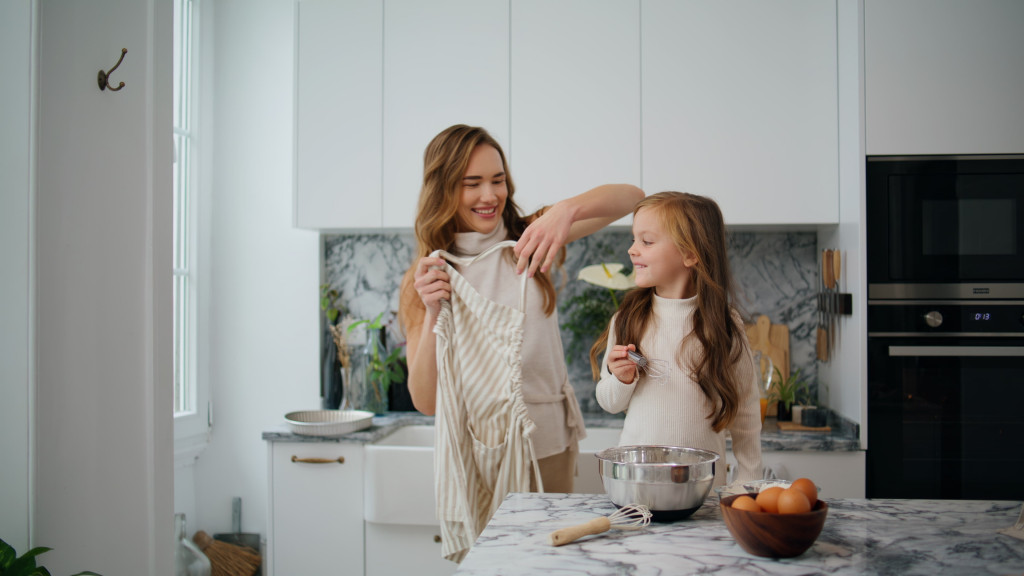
left=363, top=424, right=622, bottom=525
left=365, top=425, right=437, bottom=525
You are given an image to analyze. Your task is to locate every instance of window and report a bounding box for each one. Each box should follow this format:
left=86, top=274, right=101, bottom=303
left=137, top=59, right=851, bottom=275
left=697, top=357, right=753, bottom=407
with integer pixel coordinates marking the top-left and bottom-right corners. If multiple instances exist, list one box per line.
left=173, top=0, right=208, bottom=445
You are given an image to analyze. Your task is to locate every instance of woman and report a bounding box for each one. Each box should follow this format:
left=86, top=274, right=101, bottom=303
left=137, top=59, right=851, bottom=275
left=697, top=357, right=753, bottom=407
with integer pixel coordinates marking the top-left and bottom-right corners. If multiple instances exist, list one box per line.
left=399, top=124, right=643, bottom=493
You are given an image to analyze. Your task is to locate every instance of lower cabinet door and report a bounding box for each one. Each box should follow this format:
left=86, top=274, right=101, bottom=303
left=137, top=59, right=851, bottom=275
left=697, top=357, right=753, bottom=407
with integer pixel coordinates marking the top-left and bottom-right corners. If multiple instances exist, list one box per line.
left=269, top=442, right=364, bottom=576
left=364, top=522, right=456, bottom=576
left=758, top=451, right=866, bottom=498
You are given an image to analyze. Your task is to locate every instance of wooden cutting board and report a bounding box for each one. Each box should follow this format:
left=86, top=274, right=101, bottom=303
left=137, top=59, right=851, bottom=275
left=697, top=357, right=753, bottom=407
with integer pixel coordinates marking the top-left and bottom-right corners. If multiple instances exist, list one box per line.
left=776, top=420, right=832, bottom=433
left=745, top=315, right=789, bottom=384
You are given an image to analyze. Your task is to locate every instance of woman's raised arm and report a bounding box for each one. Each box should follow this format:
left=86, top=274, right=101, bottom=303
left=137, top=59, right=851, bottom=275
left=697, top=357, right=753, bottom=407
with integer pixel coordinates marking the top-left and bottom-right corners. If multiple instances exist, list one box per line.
left=514, top=184, right=644, bottom=277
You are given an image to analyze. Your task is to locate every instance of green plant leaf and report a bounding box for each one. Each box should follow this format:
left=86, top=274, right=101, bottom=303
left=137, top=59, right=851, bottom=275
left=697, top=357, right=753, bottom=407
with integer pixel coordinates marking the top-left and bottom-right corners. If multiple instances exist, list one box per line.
left=347, top=311, right=387, bottom=334
left=767, top=367, right=811, bottom=410
left=1, top=539, right=16, bottom=569
left=5, top=547, right=49, bottom=576
left=0, top=539, right=101, bottom=576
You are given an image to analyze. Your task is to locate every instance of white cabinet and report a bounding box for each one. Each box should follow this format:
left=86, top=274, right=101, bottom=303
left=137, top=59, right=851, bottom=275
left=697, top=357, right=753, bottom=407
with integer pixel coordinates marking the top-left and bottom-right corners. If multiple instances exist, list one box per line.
left=509, top=0, right=641, bottom=221
left=293, top=0, right=382, bottom=230
left=753, top=451, right=865, bottom=499
left=381, top=0, right=510, bottom=228
left=365, top=523, right=456, bottom=576
left=267, top=442, right=364, bottom=576
left=293, top=0, right=842, bottom=230
left=641, top=0, right=839, bottom=225
left=864, top=0, right=1024, bottom=155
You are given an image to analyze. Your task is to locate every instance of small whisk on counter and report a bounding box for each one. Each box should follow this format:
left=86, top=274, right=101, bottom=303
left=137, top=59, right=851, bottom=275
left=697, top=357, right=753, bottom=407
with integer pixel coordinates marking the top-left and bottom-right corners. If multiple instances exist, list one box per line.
left=627, top=350, right=669, bottom=380
left=549, top=505, right=653, bottom=546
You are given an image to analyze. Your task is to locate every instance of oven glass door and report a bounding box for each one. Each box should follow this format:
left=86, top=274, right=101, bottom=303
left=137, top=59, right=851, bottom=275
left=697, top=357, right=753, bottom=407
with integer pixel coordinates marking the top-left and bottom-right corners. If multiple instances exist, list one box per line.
left=867, top=337, right=1024, bottom=499
left=884, top=173, right=1024, bottom=281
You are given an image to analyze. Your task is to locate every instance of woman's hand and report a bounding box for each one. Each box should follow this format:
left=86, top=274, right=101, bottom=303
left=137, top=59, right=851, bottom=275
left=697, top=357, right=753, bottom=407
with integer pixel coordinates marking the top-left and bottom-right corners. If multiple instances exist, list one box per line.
left=514, top=184, right=644, bottom=277
left=412, top=256, right=451, bottom=319
left=608, top=344, right=639, bottom=385
left=514, top=202, right=574, bottom=277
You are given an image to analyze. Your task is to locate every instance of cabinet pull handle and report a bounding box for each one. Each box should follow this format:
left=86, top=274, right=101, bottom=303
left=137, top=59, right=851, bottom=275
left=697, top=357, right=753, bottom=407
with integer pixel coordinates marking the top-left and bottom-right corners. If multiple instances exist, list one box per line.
left=433, top=535, right=442, bottom=543
left=291, top=455, right=345, bottom=464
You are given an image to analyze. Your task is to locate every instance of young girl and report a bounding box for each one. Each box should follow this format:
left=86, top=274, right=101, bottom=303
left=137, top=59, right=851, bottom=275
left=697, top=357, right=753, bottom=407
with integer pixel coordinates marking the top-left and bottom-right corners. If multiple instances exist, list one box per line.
left=400, top=123, right=643, bottom=488
left=592, top=191, right=763, bottom=486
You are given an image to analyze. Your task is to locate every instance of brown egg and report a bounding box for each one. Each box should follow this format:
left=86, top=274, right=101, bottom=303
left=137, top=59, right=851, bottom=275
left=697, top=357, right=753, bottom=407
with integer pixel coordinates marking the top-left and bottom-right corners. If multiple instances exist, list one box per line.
left=790, top=478, right=818, bottom=506
left=731, top=495, right=763, bottom=513
left=755, top=486, right=784, bottom=514
left=777, top=488, right=812, bottom=514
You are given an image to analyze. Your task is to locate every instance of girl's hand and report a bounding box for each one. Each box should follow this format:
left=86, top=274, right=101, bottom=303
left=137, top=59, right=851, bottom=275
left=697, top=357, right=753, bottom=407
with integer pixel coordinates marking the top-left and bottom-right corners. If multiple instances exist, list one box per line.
left=413, top=256, right=450, bottom=319
left=608, top=344, right=639, bottom=385
left=514, top=202, right=573, bottom=277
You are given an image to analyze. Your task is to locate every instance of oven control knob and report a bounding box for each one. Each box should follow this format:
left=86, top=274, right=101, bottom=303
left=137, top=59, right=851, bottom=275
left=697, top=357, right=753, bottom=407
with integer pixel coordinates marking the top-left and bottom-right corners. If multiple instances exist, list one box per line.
left=924, top=311, right=943, bottom=328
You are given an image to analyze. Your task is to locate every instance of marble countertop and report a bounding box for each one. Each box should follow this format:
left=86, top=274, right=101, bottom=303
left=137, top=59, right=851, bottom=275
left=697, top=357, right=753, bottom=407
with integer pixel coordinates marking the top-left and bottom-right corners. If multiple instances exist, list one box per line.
left=262, top=411, right=861, bottom=452
left=454, top=493, right=1024, bottom=575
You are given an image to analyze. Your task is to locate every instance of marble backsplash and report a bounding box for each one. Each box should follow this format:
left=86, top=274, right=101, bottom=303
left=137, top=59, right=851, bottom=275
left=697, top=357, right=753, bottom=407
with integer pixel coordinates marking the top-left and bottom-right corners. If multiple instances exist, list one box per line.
left=322, top=230, right=822, bottom=413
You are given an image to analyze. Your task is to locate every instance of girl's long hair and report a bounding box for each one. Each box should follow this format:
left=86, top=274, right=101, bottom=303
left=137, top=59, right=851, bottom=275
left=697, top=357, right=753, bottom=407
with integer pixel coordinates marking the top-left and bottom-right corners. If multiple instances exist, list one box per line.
left=589, top=192, right=745, bottom=432
left=399, top=125, right=561, bottom=334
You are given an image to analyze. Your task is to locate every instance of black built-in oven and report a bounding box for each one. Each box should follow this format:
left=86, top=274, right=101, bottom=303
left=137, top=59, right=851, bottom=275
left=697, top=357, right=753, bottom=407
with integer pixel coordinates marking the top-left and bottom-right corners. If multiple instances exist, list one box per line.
left=866, top=155, right=1024, bottom=499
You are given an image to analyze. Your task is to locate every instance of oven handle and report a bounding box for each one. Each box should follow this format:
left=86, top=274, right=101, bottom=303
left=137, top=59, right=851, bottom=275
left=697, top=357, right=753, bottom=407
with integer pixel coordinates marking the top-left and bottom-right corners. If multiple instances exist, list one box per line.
left=889, top=346, right=1024, bottom=357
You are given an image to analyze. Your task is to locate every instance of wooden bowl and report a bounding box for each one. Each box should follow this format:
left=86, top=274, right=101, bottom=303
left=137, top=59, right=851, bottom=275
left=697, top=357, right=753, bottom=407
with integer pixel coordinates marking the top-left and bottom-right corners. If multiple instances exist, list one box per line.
left=720, top=493, right=828, bottom=558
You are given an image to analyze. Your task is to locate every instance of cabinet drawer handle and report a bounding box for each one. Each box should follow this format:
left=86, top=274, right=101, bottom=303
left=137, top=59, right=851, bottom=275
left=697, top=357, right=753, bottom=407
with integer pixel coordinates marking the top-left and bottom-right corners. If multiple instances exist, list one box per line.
left=291, top=455, right=345, bottom=464
left=433, top=535, right=442, bottom=543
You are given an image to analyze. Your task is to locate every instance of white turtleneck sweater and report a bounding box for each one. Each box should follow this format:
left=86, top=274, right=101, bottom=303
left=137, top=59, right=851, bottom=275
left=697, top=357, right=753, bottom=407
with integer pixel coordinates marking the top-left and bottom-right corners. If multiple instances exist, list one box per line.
left=595, top=294, right=763, bottom=486
left=450, top=222, right=585, bottom=459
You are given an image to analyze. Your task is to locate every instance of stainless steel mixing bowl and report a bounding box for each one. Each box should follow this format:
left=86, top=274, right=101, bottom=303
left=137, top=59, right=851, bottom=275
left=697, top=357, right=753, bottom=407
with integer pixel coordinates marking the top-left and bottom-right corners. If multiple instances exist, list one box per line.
left=595, top=445, right=720, bottom=521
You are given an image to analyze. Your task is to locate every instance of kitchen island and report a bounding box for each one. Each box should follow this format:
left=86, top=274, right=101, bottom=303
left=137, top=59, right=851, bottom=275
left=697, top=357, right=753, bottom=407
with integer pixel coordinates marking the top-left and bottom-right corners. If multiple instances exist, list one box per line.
left=455, top=493, right=1024, bottom=575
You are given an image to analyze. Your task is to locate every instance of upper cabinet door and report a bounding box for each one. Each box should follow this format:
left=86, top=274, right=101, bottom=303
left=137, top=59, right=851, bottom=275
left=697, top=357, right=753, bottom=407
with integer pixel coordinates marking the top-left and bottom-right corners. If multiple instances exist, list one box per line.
left=865, top=0, right=1024, bottom=155
left=293, top=0, right=383, bottom=230
left=381, top=0, right=510, bottom=229
left=642, top=0, right=839, bottom=226
left=510, top=0, right=641, bottom=223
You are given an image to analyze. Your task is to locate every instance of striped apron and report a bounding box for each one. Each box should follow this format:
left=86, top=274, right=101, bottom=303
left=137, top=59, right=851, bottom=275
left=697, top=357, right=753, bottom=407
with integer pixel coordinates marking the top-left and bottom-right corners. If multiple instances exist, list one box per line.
left=431, top=240, right=542, bottom=563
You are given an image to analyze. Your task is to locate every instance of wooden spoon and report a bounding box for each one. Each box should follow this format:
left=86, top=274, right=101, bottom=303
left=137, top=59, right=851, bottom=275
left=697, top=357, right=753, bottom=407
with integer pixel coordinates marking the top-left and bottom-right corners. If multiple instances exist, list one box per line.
left=816, top=250, right=831, bottom=362
left=831, top=250, right=841, bottom=352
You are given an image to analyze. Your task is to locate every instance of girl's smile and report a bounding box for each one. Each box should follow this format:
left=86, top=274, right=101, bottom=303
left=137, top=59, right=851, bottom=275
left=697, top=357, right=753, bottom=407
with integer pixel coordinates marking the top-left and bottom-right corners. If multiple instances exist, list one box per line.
left=629, top=207, right=697, bottom=299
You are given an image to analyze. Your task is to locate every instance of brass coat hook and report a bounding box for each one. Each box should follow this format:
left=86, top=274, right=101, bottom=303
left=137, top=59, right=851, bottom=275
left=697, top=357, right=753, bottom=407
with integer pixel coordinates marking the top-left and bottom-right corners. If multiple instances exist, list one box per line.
left=98, top=48, right=127, bottom=91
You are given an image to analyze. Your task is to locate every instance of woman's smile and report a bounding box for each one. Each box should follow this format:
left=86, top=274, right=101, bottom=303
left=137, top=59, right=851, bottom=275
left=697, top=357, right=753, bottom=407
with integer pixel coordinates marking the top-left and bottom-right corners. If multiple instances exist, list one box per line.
left=458, top=144, right=508, bottom=234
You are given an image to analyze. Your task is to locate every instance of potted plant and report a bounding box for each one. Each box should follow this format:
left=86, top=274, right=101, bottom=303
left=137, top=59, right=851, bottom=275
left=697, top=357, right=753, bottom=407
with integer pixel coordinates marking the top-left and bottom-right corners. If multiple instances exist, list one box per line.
left=347, top=312, right=406, bottom=415
left=767, top=367, right=811, bottom=422
left=0, top=537, right=102, bottom=576
left=319, top=283, right=348, bottom=409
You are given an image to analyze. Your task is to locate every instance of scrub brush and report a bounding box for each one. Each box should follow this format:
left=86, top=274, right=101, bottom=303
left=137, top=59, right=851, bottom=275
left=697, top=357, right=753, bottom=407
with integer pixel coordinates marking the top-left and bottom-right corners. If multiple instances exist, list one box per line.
left=193, top=530, right=261, bottom=576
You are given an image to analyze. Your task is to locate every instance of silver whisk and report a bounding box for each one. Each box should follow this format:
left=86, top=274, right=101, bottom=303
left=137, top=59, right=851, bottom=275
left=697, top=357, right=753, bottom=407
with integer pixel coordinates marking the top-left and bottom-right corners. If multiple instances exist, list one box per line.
left=548, top=504, right=653, bottom=546
left=627, top=349, right=669, bottom=380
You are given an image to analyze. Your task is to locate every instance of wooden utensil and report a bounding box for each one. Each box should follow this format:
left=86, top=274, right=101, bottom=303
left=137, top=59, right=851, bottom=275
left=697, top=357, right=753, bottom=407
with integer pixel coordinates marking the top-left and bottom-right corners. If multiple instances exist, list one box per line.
left=816, top=250, right=831, bottom=362
left=549, top=505, right=652, bottom=546
left=750, top=315, right=788, bottom=384
left=830, top=250, right=841, bottom=354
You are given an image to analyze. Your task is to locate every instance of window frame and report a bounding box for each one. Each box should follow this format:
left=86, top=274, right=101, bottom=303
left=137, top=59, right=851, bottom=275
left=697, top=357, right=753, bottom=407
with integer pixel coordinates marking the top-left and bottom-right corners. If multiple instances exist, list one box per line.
left=173, top=0, right=210, bottom=457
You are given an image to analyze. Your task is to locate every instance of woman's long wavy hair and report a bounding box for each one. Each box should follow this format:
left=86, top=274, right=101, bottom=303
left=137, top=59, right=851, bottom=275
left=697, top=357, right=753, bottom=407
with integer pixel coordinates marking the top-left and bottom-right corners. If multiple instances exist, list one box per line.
left=588, top=192, right=745, bottom=432
left=399, top=125, right=562, bottom=335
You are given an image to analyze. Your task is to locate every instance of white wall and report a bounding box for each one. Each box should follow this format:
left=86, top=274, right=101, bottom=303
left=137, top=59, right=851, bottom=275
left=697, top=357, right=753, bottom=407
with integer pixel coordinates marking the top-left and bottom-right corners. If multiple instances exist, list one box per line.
left=190, top=0, right=320, bottom=537
left=32, top=0, right=174, bottom=573
left=0, top=0, right=33, bottom=553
